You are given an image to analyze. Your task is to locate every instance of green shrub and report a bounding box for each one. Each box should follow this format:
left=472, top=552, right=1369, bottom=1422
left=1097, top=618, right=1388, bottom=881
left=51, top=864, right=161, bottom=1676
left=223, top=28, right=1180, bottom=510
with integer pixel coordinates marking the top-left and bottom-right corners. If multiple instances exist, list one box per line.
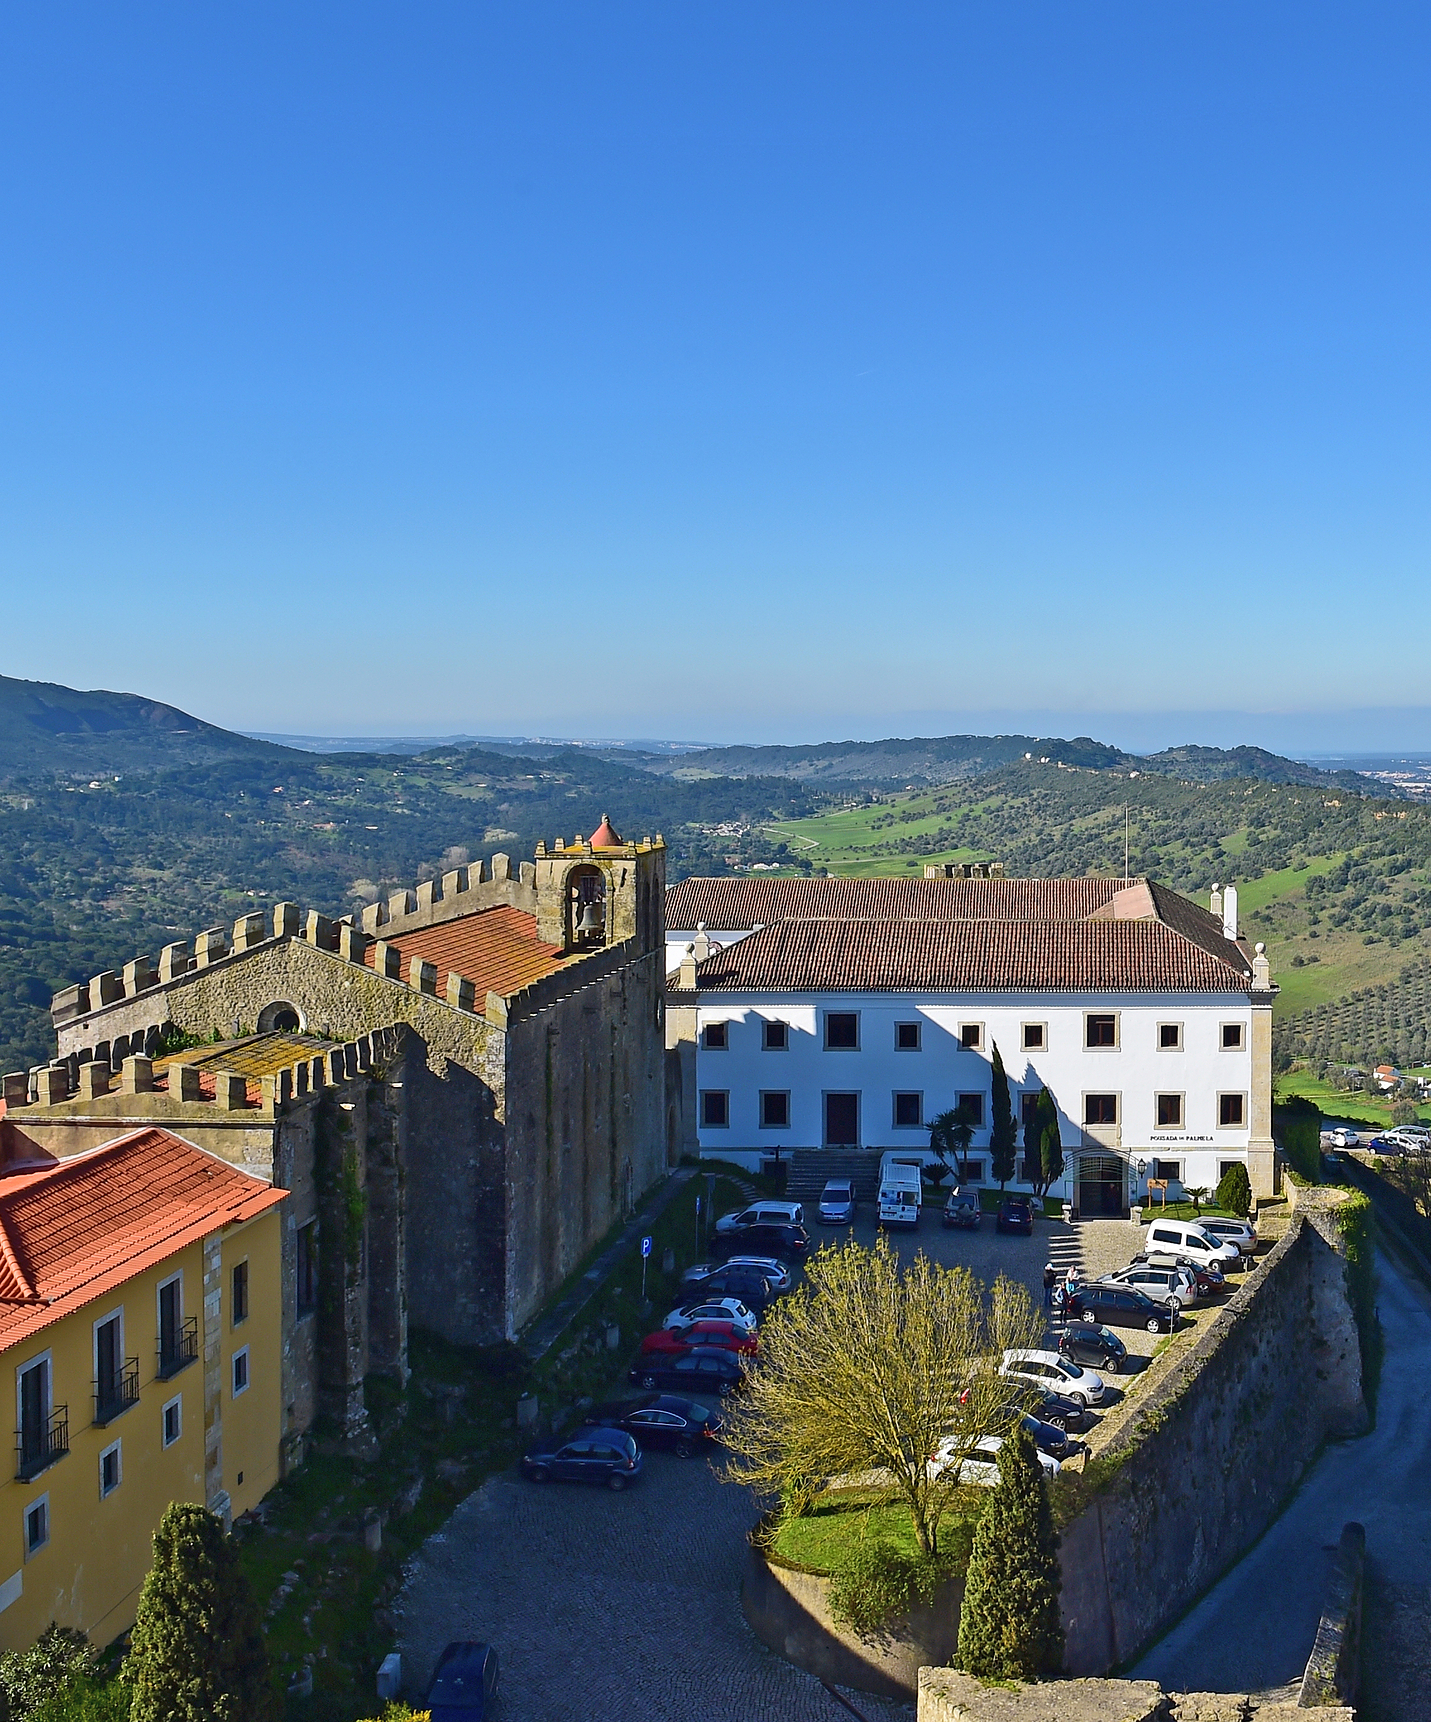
left=826, top=1539, right=953, bottom=1637
left=956, top=1427, right=1063, bottom=1679
left=29, top=1679, right=130, bottom=1721
left=1275, top=1095, right=1323, bottom=1182
left=1333, top=1189, right=1381, bottom=1413
left=1214, top=1162, right=1252, bottom=1218
left=0, top=1627, right=100, bottom=1718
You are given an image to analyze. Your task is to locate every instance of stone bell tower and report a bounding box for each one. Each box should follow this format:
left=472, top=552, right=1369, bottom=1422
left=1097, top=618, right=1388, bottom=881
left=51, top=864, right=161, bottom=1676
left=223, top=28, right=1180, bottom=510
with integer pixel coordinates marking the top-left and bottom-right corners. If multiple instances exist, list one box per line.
left=534, top=817, right=666, bottom=957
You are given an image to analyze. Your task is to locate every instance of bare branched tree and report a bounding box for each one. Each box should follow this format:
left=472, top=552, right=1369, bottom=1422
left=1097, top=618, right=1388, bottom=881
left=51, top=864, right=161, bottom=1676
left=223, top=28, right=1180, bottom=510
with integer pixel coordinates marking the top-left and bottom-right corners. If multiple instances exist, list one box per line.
left=720, top=1237, right=1045, bottom=1556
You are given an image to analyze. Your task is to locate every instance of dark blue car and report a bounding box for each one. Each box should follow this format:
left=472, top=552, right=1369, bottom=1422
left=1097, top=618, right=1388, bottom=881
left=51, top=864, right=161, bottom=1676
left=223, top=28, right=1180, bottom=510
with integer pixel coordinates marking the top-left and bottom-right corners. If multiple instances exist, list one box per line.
left=519, top=1426, right=643, bottom=1489
left=426, top=1641, right=499, bottom=1720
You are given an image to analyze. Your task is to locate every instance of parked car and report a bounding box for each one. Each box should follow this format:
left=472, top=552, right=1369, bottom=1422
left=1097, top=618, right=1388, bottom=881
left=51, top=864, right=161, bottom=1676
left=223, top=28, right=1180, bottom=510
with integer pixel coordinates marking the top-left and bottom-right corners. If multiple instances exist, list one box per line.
left=682, top=1255, right=793, bottom=1294
left=1324, top=1127, right=1361, bottom=1149
left=1058, top=1324, right=1128, bottom=1373
left=994, top=1402, right=1071, bottom=1460
left=715, top=1200, right=804, bottom=1236
left=425, top=1641, right=500, bottom=1721
left=520, top=1427, right=642, bottom=1489
left=640, top=1321, right=756, bottom=1355
left=1000, top=1348, right=1106, bottom=1406
left=582, top=1394, right=720, bottom=1457
left=1142, top=1218, right=1240, bottom=1270
left=818, top=1180, right=855, bottom=1224
left=1031, top=1387, right=1093, bottom=1434
left=996, top=1196, right=1034, bottom=1235
left=934, top=1432, right=1062, bottom=1485
left=1068, top=1283, right=1177, bottom=1334
left=1380, top=1128, right=1430, bottom=1154
left=675, top=1267, right=775, bottom=1312
left=942, top=1187, right=981, bottom=1229
left=1099, top=1262, right=1200, bottom=1308
left=1198, top=1217, right=1258, bottom=1255
left=1135, top=1252, right=1226, bottom=1295
left=710, top=1221, right=809, bottom=1261
left=662, top=1297, right=757, bottom=1334
left=630, top=1345, right=745, bottom=1394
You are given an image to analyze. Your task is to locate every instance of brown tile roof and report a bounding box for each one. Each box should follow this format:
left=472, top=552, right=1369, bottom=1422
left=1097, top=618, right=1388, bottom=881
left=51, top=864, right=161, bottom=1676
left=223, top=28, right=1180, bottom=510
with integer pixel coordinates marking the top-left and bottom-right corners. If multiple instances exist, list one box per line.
left=365, top=904, right=570, bottom=1001
left=686, top=916, right=1253, bottom=995
left=0, top=1128, right=287, bottom=1349
left=667, top=875, right=1128, bottom=927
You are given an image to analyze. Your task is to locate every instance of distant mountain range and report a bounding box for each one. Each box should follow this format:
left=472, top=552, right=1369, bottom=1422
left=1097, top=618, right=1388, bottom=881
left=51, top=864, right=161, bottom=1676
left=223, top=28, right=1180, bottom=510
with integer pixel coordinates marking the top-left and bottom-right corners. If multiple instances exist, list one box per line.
left=0, top=672, right=1386, bottom=795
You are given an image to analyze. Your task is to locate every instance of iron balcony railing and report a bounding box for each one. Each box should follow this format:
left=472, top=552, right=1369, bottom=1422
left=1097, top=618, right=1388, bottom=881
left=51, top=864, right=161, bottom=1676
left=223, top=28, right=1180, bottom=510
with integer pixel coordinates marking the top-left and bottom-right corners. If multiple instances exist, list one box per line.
left=157, top=1317, right=199, bottom=1381
left=93, top=1356, right=140, bottom=1426
left=16, top=1406, right=69, bottom=1481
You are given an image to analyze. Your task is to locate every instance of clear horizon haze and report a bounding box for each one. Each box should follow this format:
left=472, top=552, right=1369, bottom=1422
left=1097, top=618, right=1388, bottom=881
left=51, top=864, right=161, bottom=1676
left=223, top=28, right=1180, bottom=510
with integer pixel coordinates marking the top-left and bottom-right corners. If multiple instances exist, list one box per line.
left=2, top=4, right=1430, bottom=750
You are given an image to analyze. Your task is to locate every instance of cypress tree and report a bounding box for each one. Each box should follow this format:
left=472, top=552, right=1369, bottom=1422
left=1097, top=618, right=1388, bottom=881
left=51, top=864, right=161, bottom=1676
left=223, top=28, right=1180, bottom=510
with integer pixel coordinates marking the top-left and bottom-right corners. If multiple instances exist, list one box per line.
left=124, top=1503, right=276, bottom=1722
left=1036, top=1087, right=1063, bottom=1196
left=989, top=1043, right=1017, bottom=1189
left=955, top=1424, right=1063, bottom=1679
left=1214, top=1162, right=1252, bottom=1218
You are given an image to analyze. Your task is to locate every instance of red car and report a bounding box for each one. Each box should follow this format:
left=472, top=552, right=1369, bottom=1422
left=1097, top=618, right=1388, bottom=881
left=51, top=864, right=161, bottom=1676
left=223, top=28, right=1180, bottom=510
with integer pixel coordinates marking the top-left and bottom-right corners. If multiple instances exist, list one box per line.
left=639, top=1321, right=757, bottom=1356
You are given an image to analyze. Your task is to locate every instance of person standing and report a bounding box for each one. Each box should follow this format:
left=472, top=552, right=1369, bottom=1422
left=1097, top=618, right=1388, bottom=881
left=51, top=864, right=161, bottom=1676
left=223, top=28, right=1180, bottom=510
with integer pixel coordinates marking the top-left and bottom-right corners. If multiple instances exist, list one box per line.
left=1042, top=1263, right=1056, bottom=1309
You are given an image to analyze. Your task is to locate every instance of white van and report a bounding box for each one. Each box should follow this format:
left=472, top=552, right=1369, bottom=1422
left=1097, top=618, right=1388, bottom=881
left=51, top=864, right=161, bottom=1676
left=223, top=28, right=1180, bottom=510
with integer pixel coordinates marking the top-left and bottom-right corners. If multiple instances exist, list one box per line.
left=878, top=1153, right=924, bottom=1228
left=1143, top=1218, right=1240, bottom=1269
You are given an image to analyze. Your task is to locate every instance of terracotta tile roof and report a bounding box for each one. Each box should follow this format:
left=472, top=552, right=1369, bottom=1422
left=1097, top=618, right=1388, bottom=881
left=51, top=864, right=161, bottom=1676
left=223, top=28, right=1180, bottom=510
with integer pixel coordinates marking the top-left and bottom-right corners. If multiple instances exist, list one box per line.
left=364, top=904, right=570, bottom=1002
left=0, top=1128, right=287, bottom=1350
left=667, top=875, right=1128, bottom=927
left=685, top=916, right=1254, bottom=995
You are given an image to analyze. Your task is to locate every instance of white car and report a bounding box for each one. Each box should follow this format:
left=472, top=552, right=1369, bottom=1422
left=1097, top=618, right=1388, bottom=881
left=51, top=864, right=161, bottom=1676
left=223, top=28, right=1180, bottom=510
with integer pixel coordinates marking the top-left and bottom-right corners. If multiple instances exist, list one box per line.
left=714, top=1201, right=804, bottom=1236
left=1099, top=1262, right=1200, bottom=1308
left=1381, top=1128, right=1430, bottom=1154
left=1000, top=1349, right=1106, bottom=1407
left=662, top=1298, right=757, bottom=1333
left=1324, top=1127, right=1361, bottom=1149
left=933, top=1432, right=1062, bottom=1486
left=1198, top=1217, right=1258, bottom=1255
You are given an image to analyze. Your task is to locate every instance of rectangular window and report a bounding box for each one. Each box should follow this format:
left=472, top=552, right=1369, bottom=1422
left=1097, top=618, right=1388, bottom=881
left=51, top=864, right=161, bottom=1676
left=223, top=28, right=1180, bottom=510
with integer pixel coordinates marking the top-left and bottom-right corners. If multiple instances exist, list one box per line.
left=1152, top=1159, right=1182, bottom=1183
left=99, top=1440, right=121, bottom=1498
left=957, top=1093, right=985, bottom=1128
left=962, top=1160, right=986, bottom=1183
left=231, top=1261, right=249, bottom=1327
left=1219, top=1092, right=1247, bottom=1127
left=296, top=1221, right=318, bottom=1317
left=761, top=1020, right=788, bottom=1051
left=158, top=1274, right=181, bottom=1366
left=1155, top=1093, right=1184, bottom=1130
left=1158, top=1023, right=1183, bottom=1050
left=1020, top=1091, right=1041, bottom=1129
left=232, top=1348, right=250, bottom=1398
left=700, top=1091, right=729, bottom=1128
left=895, top=1021, right=921, bottom=1051
left=1219, top=1160, right=1241, bottom=1182
left=759, top=1091, right=789, bottom=1129
left=1084, top=1093, right=1118, bottom=1126
left=893, top=1092, right=922, bottom=1128
left=1022, top=1023, right=1045, bottom=1051
left=1222, top=1022, right=1245, bottom=1050
left=24, top=1496, right=48, bottom=1558
left=959, top=1023, right=982, bottom=1050
left=702, top=1021, right=728, bottom=1050
left=825, top=1013, right=859, bottom=1049
left=824, top=1092, right=859, bottom=1147
left=17, top=1357, right=51, bottom=1479
left=1085, top=1013, right=1118, bottom=1048
left=95, top=1312, right=122, bottom=1418
left=162, top=1395, right=182, bottom=1449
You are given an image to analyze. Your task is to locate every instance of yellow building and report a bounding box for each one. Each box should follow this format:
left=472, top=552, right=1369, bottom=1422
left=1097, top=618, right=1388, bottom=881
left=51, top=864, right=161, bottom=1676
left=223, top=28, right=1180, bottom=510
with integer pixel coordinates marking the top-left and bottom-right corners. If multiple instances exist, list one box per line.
left=0, top=1123, right=286, bottom=1651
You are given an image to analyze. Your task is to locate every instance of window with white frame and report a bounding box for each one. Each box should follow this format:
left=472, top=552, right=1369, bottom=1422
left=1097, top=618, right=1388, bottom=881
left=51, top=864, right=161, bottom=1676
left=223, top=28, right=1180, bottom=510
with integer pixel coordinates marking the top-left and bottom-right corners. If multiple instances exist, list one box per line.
left=895, top=1021, right=921, bottom=1050
left=1221, top=1022, right=1245, bottom=1050
left=893, top=1092, right=922, bottom=1128
left=1022, top=1022, right=1046, bottom=1051
left=762, top=1019, right=788, bottom=1051
left=700, top=1091, right=729, bottom=1128
left=1219, top=1092, right=1247, bottom=1127
left=759, top=1091, right=790, bottom=1129
left=232, top=1348, right=250, bottom=1398
left=24, top=1496, right=48, bottom=1558
left=162, top=1395, right=182, bottom=1449
left=703, top=1021, right=729, bottom=1050
left=99, top=1440, right=122, bottom=1498
left=825, top=1012, right=859, bottom=1049
left=1155, top=1093, right=1184, bottom=1130
left=958, top=1023, right=982, bottom=1050
left=1158, top=1022, right=1183, bottom=1050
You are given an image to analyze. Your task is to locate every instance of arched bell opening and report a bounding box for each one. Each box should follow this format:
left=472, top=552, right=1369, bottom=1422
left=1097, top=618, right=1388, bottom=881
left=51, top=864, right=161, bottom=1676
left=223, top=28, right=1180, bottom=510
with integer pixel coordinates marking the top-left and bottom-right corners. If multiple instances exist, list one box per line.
left=566, top=865, right=607, bottom=950
left=258, top=1000, right=305, bottom=1034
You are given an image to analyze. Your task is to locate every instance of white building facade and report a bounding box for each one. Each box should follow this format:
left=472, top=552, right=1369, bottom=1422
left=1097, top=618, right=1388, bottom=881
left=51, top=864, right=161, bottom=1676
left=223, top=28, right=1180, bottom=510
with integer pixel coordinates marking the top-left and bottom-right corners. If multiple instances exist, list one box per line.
left=666, top=874, right=1277, bottom=1211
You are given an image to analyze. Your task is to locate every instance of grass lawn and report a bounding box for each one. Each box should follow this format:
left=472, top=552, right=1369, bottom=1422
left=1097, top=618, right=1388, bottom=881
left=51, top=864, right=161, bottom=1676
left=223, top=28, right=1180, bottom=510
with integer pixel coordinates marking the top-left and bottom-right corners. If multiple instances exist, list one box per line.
left=1275, top=1070, right=1430, bottom=1126
left=1134, top=1200, right=1238, bottom=1223
left=772, top=1488, right=986, bottom=1573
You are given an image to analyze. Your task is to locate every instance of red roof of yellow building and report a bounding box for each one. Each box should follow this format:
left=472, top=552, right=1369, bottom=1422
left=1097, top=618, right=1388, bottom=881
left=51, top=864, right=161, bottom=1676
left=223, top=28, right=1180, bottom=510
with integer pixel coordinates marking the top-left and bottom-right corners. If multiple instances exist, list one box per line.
left=364, top=904, right=570, bottom=1002
left=0, top=1128, right=287, bottom=1349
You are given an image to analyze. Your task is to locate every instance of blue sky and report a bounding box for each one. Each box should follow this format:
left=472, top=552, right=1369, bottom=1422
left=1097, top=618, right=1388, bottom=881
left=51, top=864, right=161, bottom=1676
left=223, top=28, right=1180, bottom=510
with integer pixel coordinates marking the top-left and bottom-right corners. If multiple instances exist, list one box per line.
left=2, top=4, right=1429, bottom=749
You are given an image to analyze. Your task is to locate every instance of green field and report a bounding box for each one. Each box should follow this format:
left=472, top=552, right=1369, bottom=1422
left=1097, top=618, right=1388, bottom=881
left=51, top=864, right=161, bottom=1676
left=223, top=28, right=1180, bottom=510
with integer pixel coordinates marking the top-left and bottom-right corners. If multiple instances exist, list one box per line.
left=1275, top=1070, right=1431, bottom=1126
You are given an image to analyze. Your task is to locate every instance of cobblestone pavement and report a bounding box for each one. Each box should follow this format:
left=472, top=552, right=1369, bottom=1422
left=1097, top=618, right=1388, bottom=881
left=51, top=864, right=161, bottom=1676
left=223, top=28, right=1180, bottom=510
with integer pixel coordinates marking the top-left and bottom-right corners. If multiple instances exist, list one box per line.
left=398, top=1435, right=915, bottom=1722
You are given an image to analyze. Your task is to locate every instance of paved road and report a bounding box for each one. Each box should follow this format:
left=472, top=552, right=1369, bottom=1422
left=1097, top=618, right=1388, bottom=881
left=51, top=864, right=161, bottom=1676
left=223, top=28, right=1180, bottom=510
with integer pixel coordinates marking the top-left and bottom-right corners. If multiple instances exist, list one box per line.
left=1132, top=1247, right=1431, bottom=1696
left=399, top=1429, right=914, bottom=1722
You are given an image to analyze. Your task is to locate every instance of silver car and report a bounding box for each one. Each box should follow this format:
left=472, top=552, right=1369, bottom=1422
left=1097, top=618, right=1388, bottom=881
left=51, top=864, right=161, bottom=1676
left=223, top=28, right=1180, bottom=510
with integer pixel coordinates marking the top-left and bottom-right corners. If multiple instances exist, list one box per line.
left=1100, top=1262, right=1199, bottom=1308
left=1198, top=1217, right=1258, bottom=1255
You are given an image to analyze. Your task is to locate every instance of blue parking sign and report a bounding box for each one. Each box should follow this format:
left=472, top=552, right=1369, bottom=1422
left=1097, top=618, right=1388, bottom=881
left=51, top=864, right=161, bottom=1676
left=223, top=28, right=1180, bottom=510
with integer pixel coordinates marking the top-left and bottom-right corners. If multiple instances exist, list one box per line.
left=641, top=1235, right=652, bottom=1258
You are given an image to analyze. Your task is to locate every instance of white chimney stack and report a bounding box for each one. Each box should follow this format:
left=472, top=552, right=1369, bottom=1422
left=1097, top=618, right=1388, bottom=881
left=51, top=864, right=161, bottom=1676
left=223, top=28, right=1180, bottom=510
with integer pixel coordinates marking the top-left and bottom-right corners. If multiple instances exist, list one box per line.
left=1210, top=883, right=1222, bottom=920
left=1222, top=883, right=1238, bottom=941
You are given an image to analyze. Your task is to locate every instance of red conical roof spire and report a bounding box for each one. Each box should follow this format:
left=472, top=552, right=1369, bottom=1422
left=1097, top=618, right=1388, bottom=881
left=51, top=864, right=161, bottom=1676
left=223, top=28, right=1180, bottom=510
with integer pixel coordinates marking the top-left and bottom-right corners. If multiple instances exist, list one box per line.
left=590, top=814, right=622, bottom=848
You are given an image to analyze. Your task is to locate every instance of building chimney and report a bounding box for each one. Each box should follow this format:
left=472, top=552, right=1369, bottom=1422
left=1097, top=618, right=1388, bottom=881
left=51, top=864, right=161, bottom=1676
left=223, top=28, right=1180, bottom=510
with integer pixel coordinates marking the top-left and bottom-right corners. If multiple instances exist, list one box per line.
left=1210, top=883, right=1222, bottom=921
left=1222, top=883, right=1238, bottom=940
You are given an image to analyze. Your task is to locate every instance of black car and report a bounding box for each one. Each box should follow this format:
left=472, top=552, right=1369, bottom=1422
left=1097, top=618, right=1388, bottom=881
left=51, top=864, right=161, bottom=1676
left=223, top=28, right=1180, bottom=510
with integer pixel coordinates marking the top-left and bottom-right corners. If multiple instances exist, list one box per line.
left=679, top=1267, right=774, bottom=1313
left=995, top=1197, right=1034, bottom=1235
left=1059, top=1323, right=1128, bottom=1372
left=1032, top=1387, right=1092, bottom=1433
left=582, top=1394, right=720, bottom=1457
left=711, top=1221, right=809, bottom=1262
left=997, top=1404, right=1071, bottom=1460
left=630, top=1344, right=745, bottom=1395
left=1067, top=1283, right=1177, bottom=1334
left=519, top=1426, right=643, bottom=1488
left=426, top=1641, right=499, bottom=1720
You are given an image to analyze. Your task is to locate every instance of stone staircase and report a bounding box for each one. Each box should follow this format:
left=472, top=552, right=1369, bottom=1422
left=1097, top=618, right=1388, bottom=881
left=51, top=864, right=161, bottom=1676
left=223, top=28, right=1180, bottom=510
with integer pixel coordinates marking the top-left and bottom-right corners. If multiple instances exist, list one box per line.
left=783, top=1150, right=887, bottom=1203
